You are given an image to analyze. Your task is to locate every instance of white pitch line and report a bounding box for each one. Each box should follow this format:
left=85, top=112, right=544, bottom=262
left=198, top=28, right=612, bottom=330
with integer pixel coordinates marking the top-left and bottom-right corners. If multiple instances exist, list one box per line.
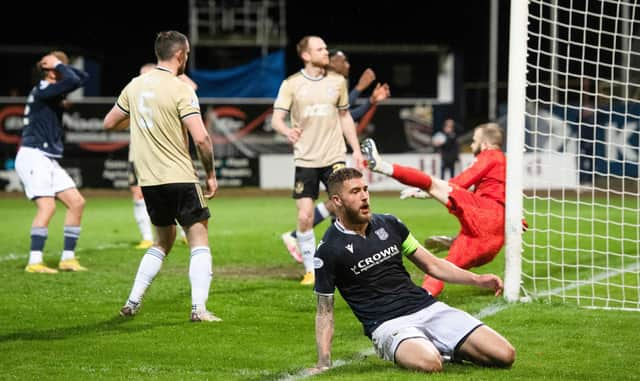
left=536, top=261, right=640, bottom=298
left=0, top=253, right=26, bottom=262
left=0, top=242, right=132, bottom=263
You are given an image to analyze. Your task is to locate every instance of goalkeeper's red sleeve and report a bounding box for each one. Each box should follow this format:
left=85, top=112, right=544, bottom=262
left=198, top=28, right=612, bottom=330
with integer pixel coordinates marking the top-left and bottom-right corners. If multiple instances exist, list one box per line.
left=392, top=164, right=432, bottom=190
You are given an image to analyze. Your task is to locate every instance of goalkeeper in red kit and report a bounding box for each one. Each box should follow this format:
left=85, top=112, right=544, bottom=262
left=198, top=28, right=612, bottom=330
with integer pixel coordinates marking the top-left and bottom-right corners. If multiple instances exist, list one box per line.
left=362, top=123, right=519, bottom=296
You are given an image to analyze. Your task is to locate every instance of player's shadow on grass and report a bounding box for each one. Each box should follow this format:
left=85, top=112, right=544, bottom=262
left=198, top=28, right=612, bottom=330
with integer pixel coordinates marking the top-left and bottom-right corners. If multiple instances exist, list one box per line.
left=0, top=315, right=183, bottom=343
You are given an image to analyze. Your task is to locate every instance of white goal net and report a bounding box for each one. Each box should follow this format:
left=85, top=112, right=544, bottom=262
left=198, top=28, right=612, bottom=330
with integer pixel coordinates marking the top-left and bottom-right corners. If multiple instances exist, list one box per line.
left=505, top=0, right=640, bottom=310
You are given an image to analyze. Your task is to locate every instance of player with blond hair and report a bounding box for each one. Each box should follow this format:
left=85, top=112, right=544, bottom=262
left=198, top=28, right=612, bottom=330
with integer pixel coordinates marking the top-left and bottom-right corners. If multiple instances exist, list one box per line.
left=16, top=50, right=89, bottom=273
left=271, top=35, right=365, bottom=285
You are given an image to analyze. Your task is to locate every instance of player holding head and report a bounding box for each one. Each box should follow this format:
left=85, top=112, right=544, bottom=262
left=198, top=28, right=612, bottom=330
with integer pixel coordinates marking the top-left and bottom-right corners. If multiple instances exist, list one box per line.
left=15, top=50, right=90, bottom=273
left=362, top=123, right=514, bottom=296
left=309, top=167, right=515, bottom=375
left=104, top=30, right=220, bottom=322
left=271, top=35, right=365, bottom=285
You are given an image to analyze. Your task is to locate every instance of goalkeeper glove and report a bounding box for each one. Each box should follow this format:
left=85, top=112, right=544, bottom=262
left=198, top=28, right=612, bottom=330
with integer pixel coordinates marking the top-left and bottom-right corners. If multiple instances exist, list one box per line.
left=399, top=187, right=431, bottom=200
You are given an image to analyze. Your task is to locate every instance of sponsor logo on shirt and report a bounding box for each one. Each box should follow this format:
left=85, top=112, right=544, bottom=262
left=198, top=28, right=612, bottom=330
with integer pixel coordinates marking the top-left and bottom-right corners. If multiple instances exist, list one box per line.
left=345, top=243, right=353, bottom=253
left=350, top=244, right=400, bottom=275
left=302, top=104, right=333, bottom=117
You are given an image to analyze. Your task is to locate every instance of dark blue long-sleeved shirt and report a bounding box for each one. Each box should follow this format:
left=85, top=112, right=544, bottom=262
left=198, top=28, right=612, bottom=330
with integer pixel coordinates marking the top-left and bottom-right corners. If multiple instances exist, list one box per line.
left=348, top=88, right=373, bottom=122
left=21, top=64, right=89, bottom=157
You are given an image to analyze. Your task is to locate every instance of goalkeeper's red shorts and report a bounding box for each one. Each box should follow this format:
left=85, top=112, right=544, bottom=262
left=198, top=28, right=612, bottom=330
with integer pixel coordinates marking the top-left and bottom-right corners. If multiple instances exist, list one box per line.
left=445, top=185, right=505, bottom=269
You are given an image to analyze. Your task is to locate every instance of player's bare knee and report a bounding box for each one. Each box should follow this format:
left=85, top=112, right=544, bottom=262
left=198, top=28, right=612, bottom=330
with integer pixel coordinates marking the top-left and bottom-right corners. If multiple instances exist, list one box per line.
left=397, top=344, right=443, bottom=373
left=493, top=342, right=516, bottom=368
left=39, top=203, right=56, bottom=216
left=297, top=213, right=313, bottom=229
left=73, top=195, right=86, bottom=212
left=413, top=355, right=443, bottom=373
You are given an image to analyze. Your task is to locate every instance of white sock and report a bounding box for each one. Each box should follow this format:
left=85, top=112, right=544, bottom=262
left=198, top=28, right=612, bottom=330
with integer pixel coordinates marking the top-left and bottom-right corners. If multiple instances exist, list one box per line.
left=133, top=199, right=153, bottom=241
left=316, top=202, right=331, bottom=219
left=379, top=161, right=394, bottom=176
left=297, top=229, right=316, bottom=273
left=28, top=251, right=43, bottom=265
left=61, top=250, right=75, bottom=261
left=128, top=247, right=165, bottom=304
left=189, top=246, right=212, bottom=308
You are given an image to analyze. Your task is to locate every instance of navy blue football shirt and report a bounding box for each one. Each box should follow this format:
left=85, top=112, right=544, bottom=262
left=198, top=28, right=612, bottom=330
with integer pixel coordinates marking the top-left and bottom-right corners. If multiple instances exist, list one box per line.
left=314, top=213, right=436, bottom=338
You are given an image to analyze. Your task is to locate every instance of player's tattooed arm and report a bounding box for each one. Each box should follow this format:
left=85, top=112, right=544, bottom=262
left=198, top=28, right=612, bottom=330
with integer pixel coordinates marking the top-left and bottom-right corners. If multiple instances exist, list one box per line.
left=315, top=294, right=335, bottom=370
left=197, top=143, right=215, bottom=178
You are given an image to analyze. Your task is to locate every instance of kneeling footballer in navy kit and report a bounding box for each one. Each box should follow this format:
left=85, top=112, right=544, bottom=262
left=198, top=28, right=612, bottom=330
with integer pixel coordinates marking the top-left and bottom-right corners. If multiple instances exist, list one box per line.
left=309, top=167, right=515, bottom=374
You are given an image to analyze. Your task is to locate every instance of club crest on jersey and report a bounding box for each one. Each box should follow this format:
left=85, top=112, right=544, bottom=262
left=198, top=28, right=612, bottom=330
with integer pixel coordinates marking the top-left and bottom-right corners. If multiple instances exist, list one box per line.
left=345, top=243, right=353, bottom=253
left=374, top=228, right=389, bottom=240
left=331, top=163, right=346, bottom=172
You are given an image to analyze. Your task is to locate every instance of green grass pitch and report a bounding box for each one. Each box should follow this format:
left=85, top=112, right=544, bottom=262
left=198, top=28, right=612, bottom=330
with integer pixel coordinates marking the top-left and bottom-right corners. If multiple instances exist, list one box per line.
left=1, top=190, right=638, bottom=380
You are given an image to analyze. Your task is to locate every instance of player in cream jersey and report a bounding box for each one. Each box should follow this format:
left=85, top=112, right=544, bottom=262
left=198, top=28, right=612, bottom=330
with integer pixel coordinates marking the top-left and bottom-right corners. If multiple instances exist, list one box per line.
left=274, top=69, right=349, bottom=168
left=120, top=67, right=201, bottom=186
left=271, top=35, right=365, bottom=285
left=127, top=63, right=194, bottom=249
left=104, top=30, right=220, bottom=322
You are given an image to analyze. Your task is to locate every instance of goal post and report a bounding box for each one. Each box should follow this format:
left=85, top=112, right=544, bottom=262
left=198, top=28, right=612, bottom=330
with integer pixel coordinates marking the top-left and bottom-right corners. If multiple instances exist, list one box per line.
left=504, top=0, right=640, bottom=310
left=504, top=0, right=529, bottom=302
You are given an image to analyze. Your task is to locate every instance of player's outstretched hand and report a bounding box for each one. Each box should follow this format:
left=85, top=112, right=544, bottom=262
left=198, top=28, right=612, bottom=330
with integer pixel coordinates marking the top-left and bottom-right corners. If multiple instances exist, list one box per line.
left=356, top=68, right=376, bottom=91
left=370, top=83, right=391, bottom=104
left=400, top=187, right=431, bottom=200
left=475, top=274, right=504, bottom=296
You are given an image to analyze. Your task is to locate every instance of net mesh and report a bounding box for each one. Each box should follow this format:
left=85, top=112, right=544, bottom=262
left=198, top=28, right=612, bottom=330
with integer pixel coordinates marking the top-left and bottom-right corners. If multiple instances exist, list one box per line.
left=522, top=0, right=640, bottom=310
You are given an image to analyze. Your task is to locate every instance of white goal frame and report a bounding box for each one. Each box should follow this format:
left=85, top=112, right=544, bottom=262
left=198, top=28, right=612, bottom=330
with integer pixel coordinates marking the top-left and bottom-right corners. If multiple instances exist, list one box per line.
left=504, top=0, right=640, bottom=311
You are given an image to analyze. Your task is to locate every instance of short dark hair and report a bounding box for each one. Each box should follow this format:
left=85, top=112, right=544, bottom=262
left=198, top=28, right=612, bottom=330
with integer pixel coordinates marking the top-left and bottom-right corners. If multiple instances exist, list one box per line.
left=327, top=167, right=363, bottom=196
left=329, top=50, right=346, bottom=59
left=155, top=31, right=189, bottom=61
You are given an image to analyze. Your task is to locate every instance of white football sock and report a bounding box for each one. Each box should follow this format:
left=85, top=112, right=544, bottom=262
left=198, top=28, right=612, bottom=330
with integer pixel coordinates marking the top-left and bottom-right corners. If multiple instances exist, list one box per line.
left=28, top=251, right=43, bottom=265
left=133, top=199, right=153, bottom=241
left=128, top=247, right=165, bottom=304
left=61, top=250, right=75, bottom=261
left=316, top=202, right=331, bottom=219
left=379, top=161, right=394, bottom=176
left=297, top=229, right=316, bottom=273
left=189, top=246, right=212, bottom=308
